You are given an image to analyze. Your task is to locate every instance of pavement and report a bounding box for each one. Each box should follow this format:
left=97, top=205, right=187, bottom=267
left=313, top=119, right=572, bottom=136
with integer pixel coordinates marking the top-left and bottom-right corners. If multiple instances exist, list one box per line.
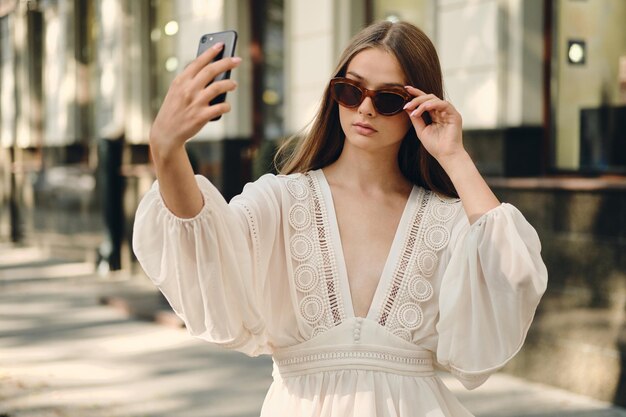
left=1, top=243, right=626, bottom=417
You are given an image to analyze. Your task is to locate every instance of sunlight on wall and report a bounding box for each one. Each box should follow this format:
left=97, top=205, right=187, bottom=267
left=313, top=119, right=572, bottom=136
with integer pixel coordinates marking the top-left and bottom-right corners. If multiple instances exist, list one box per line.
left=445, top=72, right=498, bottom=128
left=43, top=6, right=71, bottom=145
left=437, top=0, right=499, bottom=129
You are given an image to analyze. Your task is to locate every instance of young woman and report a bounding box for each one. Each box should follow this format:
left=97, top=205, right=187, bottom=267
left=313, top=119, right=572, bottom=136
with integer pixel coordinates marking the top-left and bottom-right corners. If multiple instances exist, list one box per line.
left=133, top=21, right=548, bottom=417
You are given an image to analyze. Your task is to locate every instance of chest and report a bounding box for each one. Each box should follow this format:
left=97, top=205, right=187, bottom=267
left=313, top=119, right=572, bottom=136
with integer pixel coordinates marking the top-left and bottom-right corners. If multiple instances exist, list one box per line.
left=332, top=195, right=405, bottom=309
left=282, top=172, right=460, bottom=337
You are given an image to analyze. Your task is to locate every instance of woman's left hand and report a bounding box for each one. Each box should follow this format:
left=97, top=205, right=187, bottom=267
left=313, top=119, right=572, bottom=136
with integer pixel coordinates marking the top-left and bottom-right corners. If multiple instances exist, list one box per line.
left=403, top=86, right=465, bottom=165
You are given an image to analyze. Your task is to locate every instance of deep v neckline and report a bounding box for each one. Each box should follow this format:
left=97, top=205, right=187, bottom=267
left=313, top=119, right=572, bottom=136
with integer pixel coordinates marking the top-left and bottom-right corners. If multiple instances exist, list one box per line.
left=314, top=169, right=417, bottom=320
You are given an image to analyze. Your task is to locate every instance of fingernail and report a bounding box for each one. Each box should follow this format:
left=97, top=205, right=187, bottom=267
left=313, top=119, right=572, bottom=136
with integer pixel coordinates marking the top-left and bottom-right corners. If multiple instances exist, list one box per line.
left=213, top=42, right=224, bottom=50
left=404, top=86, right=412, bottom=89
left=232, top=57, right=242, bottom=63
left=410, top=109, right=418, bottom=117
left=403, top=103, right=410, bottom=110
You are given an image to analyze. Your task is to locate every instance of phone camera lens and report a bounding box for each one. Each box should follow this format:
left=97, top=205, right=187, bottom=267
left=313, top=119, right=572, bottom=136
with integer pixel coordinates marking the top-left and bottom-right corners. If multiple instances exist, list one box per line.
left=201, top=36, right=207, bottom=43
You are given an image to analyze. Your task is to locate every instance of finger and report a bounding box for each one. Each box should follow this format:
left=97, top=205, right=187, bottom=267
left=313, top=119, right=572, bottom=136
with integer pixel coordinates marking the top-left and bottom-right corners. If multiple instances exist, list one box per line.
left=410, top=109, right=428, bottom=133
left=184, top=42, right=225, bottom=78
left=194, top=56, right=242, bottom=88
left=415, top=101, right=460, bottom=125
left=407, top=99, right=444, bottom=131
left=199, top=79, right=238, bottom=103
left=409, top=98, right=450, bottom=120
left=410, top=106, right=436, bottom=127
left=409, top=102, right=433, bottom=124
left=404, top=85, right=428, bottom=97
left=202, top=102, right=232, bottom=121
left=402, top=93, right=438, bottom=112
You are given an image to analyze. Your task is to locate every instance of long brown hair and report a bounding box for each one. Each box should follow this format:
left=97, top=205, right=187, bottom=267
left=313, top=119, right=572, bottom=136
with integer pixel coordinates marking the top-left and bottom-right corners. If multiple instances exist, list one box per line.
left=275, top=21, right=458, bottom=198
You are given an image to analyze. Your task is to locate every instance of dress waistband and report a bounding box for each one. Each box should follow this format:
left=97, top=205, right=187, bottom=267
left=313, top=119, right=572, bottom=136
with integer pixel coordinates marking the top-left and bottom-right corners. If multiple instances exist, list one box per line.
left=273, top=344, right=435, bottom=378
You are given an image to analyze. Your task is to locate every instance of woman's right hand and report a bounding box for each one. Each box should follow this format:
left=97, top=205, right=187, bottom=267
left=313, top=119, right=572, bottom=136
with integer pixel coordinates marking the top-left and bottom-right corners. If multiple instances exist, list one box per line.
left=150, top=42, right=241, bottom=162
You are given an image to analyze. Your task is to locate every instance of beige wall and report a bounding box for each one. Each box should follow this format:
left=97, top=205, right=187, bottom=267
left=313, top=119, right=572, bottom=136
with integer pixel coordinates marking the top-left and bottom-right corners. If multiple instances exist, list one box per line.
left=555, top=0, right=626, bottom=169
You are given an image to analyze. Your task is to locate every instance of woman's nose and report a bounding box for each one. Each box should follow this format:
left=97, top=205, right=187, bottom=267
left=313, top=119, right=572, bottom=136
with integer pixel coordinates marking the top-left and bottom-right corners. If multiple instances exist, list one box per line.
left=357, top=96, right=375, bottom=116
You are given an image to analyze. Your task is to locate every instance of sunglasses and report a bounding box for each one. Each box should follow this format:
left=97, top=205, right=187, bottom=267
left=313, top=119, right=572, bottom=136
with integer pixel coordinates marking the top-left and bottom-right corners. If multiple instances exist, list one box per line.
left=329, top=77, right=411, bottom=116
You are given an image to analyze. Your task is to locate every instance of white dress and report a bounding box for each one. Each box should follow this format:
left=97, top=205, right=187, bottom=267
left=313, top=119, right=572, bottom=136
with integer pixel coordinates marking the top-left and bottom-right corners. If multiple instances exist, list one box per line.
left=132, top=169, right=548, bottom=417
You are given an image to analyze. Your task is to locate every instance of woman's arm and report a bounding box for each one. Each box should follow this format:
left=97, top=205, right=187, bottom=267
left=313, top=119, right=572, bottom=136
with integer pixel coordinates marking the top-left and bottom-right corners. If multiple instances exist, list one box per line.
left=403, top=86, right=499, bottom=224
left=438, top=151, right=500, bottom=224
left=150, top=42, right=241, bottom=218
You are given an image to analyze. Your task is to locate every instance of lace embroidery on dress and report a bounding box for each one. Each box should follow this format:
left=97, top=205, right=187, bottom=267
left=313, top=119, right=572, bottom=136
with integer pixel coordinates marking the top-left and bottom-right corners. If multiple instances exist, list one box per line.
left=377, top=190, right=461, bottom=341
left=275, top=350, right=432, bottom=367
left=285, top=173, right=346, bottom=337
left=230, top=199, right=261, bottom=268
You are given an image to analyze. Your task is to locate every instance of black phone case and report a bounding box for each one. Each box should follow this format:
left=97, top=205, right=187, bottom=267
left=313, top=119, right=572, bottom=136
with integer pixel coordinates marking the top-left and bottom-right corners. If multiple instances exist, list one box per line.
left=197, top=30, right=238, bottom=120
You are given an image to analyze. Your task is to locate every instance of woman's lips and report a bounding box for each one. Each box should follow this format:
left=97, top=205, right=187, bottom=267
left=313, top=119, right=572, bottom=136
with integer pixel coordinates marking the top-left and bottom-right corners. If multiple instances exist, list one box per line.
left=353, top=122, right=377, bottom=136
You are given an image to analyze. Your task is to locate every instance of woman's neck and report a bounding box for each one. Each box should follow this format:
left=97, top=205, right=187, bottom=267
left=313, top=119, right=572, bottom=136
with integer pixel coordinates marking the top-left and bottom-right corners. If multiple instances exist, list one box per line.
left=323, top=142, right=412, bottom=194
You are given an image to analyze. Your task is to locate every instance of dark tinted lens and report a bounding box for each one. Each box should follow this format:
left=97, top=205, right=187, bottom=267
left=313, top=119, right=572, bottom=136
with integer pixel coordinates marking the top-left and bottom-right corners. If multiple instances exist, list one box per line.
left=374, top=92, right=406, bottom=115
left=333, top=82, right=363, bottom=107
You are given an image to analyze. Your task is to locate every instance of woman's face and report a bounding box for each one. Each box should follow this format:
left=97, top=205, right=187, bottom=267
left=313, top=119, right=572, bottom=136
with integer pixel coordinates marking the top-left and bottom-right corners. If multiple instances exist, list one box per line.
left=337, top=47, right=412, bottom=155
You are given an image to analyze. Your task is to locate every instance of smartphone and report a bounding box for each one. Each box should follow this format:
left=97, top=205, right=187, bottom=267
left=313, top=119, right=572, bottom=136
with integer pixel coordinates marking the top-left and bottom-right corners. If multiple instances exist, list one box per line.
left=196, top=30, right=238, bottom=120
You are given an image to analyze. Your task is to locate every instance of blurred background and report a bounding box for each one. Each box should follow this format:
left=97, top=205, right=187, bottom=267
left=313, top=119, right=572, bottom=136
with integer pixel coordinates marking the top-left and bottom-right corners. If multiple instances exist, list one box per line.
left=1, top=0, right=626, bottom=413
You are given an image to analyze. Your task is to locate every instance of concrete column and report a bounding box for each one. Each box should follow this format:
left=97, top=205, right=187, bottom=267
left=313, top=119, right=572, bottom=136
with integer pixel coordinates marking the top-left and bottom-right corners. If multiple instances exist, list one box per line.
left=436, top=0, right=501, bottom=129
left=373, top=0, right=437, bottom=38
left=94, top=0, right=125, bottom=140
left=122, top=0, right=152, bottom=144
left=42, top=0, right=79, bottom=145
left=1, top=12, right=16, bottom=148
left=436, top=0, right=543, bottom=129
left=503, top=0, right=543, bottom=127
left=284, top=0, right=333, bottom=133
left=94, top=0, right=126, bottom=272
left=171, top=0, right=253, bottom=141
left=13, top=0, right=35, bottom=148
left=334, top=0, right=367, bottom=56
left=284, top=0, right=367, bottom=134
left=2, top=5, right=24, bottom=235
left=223, top=0, right=252, bottom=139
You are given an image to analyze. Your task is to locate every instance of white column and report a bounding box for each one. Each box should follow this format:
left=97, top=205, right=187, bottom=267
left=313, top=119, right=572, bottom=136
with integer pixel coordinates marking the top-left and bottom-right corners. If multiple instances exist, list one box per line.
left=174, top=0, right=223, bottom=141
left=435, top=0, right=543, bottom=129
left=173, top=0, right=251, bottom=141
left=42, top=0, right=81, bottom=146
left=123, top=1, right=152, bottom=144
left=223, top=0, right=252, bottom=139
left=14, top=0, right=41, bottom=148
left=284, top=0, right=336, bottom=134
left=1, top=14, right=16, bottom=147
left=334, top=0, right=367, bottom=57
left=373, top=0, right=437, bottom=38
left=436, top=0, right=501, bottom=129
left=94, top=0, right=125, bottom=140
left=504, top=0, right=543, bottom=127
